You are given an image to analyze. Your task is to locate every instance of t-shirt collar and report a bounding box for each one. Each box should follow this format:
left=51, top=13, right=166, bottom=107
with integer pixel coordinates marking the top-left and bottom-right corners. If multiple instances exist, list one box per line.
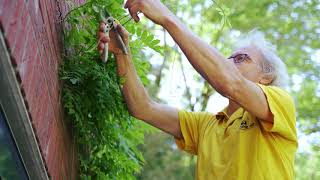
left=216, top=107, right=244, bottom=122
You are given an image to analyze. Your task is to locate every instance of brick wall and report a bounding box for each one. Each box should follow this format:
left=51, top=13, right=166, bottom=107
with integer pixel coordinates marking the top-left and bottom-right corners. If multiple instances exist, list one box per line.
left=0, top=0, right=85, bottom=179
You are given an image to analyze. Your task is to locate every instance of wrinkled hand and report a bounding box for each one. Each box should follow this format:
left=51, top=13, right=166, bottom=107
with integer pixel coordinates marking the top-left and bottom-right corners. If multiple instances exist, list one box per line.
left=97, top=22, right=129, bottom=57
left=124, top=0, right=172, bottom=26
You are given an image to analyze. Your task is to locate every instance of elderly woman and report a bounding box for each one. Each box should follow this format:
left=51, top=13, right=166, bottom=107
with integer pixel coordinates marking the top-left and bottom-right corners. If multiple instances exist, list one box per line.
left=97, top=0, right=297, bottom=179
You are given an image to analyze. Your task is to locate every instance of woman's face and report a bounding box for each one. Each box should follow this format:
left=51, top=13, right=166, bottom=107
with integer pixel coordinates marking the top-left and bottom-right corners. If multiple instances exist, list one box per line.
left=228, top=46, right=265, bottom=84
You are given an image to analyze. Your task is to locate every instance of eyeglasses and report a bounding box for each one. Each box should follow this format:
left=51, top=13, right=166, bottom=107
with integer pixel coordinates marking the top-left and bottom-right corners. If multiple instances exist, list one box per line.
left=227, top=54, right=252, bottom=64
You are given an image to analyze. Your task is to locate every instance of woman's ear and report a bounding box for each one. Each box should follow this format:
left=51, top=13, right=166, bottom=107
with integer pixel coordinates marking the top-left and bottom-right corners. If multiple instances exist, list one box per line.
left=259, top=73, right=275, bottom=85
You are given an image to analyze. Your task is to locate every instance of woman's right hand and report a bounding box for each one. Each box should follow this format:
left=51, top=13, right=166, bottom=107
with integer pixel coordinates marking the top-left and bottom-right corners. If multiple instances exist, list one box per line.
left=124, top=0, right=173, bottom=26
left=97, top=22, right=130, bottom=57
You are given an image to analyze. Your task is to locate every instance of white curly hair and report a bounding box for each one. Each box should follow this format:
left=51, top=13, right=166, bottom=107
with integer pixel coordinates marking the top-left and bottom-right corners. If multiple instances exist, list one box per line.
left=233, top=30, right=289, bottom=89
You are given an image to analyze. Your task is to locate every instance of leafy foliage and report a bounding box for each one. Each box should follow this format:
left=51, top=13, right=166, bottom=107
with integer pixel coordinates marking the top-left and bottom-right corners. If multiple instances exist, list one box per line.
left=60, top=0, right=161, bottom=179
left=136, top=132, right=196, bottom=180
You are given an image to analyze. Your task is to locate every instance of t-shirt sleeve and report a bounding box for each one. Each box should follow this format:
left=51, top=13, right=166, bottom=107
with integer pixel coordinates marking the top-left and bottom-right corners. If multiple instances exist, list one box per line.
left=174, top=110, right=212, bottom=155
left=257, top=84, right=297, bottom=141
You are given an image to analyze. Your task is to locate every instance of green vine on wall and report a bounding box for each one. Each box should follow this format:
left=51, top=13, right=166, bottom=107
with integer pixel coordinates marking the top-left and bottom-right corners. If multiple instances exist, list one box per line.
left=60, top=0, right=161, bottom=179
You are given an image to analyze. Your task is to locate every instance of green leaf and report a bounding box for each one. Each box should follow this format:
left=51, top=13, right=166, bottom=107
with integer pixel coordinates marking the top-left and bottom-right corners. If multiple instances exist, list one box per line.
left=150, top=39, right=160, bottom=46
left=70, top=78, right=79, bottom=84
left=60, top=1, right=159, bottom=178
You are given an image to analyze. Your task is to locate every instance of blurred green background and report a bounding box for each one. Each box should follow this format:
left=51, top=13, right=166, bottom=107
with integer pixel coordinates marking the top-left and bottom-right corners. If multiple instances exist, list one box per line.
left=134, top=0, right=320, bottom=179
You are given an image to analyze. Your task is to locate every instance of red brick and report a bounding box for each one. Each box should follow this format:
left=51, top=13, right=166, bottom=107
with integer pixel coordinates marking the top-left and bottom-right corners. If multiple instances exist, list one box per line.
left=0, top=1, right=4, bottom=16
left=46, top=120, right=67, bottom=180
left=49, top=86, right=62, bottom=112
left=47, top=154, right=59, bottom=179
left=25, top=54, right=42, bottom=112
left=39, top=0, right=57, bottom=61
left=37, top=43, right=47, bottom=62
left=56, top=106, right=67, bottom=134
left=16, top=28, right=38, bottom=76
left=59, top=1, right=69, bottom=18
left=40, top=45, right=60, bottom=108
left=46, top=12, right=60, bottom=66
left=7, top=6, right=30, bottom=55
left=27, top=3, right=45, bottom=56
left=17, top=51, right=37, bottom=94
left=23, top=50, right=39, bottom=89
left=4, top=5, right=23, bottom=52
left=48, top=1, right=61, bottom=57
left=46, top=69, right=59, bottom=105
left=0, top=1, right=17, bottom=32
left=40, top=40, right=55, bottom=69
left=79, top=0, right=86, bottom=4
left=9, top=20, right=31, bottom=65
left=71, top=146, right=78, bottom=180
left=35, top=98, right=54, bottom=158
left=46, top=121, right=59, bottom=166
left=28, top=74, right=45, bottom=124
left=30, top=70, right=48, bottom=126
left=27, top=0, right=41, bottom=18
left=21, top=28, right=38, bottom=62
left=1, top=0, right=26, bottom=32
left=32, top=86, right=48, bottom=127
left=37, top=71, right=60, bottom=157
left=28, top=14, right=45, bottom=49
left=28, top=98, right=39, bottom=125
left=60, top=162, right=68, bottom=180
left=27, top=58, right=42, bottom=91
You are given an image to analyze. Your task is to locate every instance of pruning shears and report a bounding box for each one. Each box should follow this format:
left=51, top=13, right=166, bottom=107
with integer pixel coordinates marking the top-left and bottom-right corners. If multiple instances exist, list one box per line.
left=100, top=11, right=129, bottom=63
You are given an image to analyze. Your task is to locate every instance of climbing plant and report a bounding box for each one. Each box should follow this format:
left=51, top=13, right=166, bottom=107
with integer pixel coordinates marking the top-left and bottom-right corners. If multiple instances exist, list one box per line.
left=60, top=0, right=162, bottom=179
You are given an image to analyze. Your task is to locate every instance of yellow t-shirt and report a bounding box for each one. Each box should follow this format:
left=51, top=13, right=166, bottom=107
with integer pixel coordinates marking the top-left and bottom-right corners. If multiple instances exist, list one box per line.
left=175, top=84, right=298, bottom=180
